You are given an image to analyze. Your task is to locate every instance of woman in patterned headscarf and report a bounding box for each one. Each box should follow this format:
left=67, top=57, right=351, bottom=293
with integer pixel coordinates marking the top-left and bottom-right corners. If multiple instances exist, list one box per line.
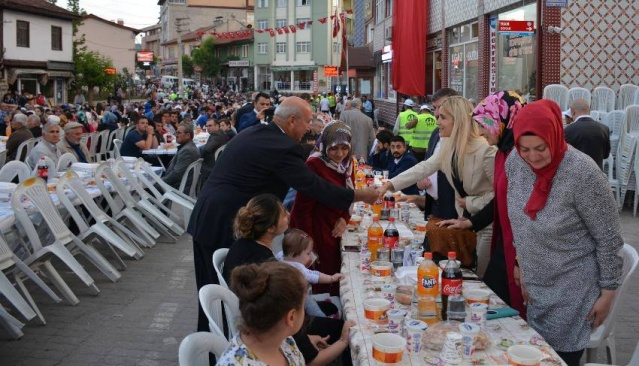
left=438, top=91, right=527, bottom=316
left=290, top=121, right=353, bottom=296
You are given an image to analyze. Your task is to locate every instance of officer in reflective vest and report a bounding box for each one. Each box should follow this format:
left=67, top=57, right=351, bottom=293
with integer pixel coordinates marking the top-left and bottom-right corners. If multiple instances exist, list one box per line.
left=407, top=104, right=438, bottom=161
left=393, top=99, right=418, bottom=147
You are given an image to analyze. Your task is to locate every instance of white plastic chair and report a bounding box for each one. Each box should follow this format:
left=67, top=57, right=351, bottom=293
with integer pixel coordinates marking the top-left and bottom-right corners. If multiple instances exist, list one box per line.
left=212, top=248, right=229, bottom=289
left=543, top=84, right=569, bottom=111
left=0, top=232, right=61, bottom=325
left=586, top=244, right=639, bottom=364
left=198, top=284, right=240, bottom=340
left=11, top=177, right=100, bottom=305
left=56, top=153, right=78, bottom=172
left=56, top=171, right=145, bottom=265
left=178, top=158, right=203, bottom=199
left=617, top=84, right=638, bottom=110
left=214, top=144, right=226, bottom=161
left=115, top=159, right=185, bottom=237
left=0, top=160, right=32, bottom=183
left=607, top=110, right=625, bottom=158
left=568, top=86, right=592, bottom=108
left=0, top=150, right=7, bottom=169
left=112, top=139, right=123, bottom=159
left=596, top=111, right=610, bottom=127
left=178, top=332, right=230, bottom=366
left=30, top=155, right=57, bottom=175
left=592, top=86, right=616, bottom=112
left=604, top=154, right=620, bottom=204
left=94, top=162, right=159, bottom=248
left=15, top=138, right=37, bottom=163
left=0, top=306, right=25, bottom=339
left=624, top=105, right=639, bottom=135
left=135, top=160, right=195, bottom=230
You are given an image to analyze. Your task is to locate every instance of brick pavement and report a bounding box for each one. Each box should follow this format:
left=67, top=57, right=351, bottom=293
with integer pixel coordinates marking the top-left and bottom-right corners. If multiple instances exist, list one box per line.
left=0, top=212, right=638, bottom=365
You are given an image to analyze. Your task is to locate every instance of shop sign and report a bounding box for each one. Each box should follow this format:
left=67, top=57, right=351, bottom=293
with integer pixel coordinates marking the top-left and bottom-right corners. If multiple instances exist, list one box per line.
left=104, top=68, right=117, bottom=75
left=313, top=70, right=318, bottom=93
left=381, top=45, right=393, bottom=63
left=489, top=16, right=497, bottom=93
left=546, top=0, right=569, bottom=7
left=498, top=20, right=535, bottom=36
left=229, top=60, right=250, bottom=67
left=324, top=66, right=339, bottom=77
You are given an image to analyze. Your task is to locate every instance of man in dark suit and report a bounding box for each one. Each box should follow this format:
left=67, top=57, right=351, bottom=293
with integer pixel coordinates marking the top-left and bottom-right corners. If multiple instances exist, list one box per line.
left=233, top=92, right=255, bottom=127
left=564, top=98, right=610, bottom=169
left=188, top=96, right=378, bottom=332
left=236, top=92, right=271, bottom=133
left=387, top=136, right=419, bottom=194
left=161, top=123, right=200, bottom=191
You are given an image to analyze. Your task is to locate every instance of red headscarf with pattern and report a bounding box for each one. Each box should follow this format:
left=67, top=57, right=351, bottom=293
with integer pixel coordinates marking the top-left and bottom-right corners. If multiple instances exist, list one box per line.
left=512, top=99, right=567, bottom=220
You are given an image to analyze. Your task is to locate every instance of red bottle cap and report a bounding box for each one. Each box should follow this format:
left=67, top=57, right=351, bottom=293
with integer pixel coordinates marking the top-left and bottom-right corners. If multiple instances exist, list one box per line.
left=423, top=252, right=432, bottom=259
left=389, top=217, right=395, bottom=222
left=448, top=251, right=457, bottom=258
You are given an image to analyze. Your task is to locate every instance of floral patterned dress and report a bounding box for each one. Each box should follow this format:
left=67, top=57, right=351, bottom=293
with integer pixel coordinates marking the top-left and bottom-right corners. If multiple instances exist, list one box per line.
left=216, top=334, right=305, bottom=366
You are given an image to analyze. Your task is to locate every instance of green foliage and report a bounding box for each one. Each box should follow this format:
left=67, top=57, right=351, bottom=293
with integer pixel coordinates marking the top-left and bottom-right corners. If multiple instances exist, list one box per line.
left=191, top=37, right=224, bottom=78
left=48, top=0, right=58, bottom=4
left=74, top=51, right=117, bottom=101
left=182, top=55, right=194, bottom=76
left=67, top=0, right=86, bottom=59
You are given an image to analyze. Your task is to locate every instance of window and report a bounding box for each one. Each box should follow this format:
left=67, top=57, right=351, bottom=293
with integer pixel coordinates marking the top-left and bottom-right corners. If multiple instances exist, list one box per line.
left=257, top=19, right=269, bottom=30
left=258, top=43, right=268, bottom=54
left=296, top=0, right=310, bottom=5
left=276, top=42, right=287, bottom=53
left=276, top=19, right=287, bottom=28
left=257, top=0, right=269, bottom=8
left=232, top=46, right=240, bottom=56
left=215, top=48, right=220, bottom=58
left=296, top=17, right=310, bottom=25
left=17, top=20, right=29, bottom=48
left=51, top=26, right=62, bottom=50
left=168, top=0, right=186, bottom=3
left=296, top=41, right=311, bottom=53
left=277, top=0, right=287, bottom=7
left=385, top=26, right=392, bottom=41
left=375, top=0, right=383, bottom=23
left=242, top=44, right=249, bottom=58
left=448, top=23, right=479, bottom=101
left=168, top=47, right=175, bottom=58
left=385, top=0, right=393, bottom=17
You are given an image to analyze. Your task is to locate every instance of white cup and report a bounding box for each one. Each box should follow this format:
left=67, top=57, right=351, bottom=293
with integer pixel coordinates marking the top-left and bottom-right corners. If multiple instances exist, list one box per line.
left=359, top=251, right=371, bottom=273
left=467, top=303, right=488, bottom=328
left=405, top=319, right=428, bottom=353
left=458, top=322, right=480, bottom=358
left=380, top=284, right=397, bottom=305
left=386, top=309, right=406, bottom=334
left=440, top=332, right=463, bottom=365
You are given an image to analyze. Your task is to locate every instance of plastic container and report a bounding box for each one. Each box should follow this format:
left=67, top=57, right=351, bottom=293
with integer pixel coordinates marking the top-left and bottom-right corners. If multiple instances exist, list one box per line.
left=372, top=333, right=406, bottom=364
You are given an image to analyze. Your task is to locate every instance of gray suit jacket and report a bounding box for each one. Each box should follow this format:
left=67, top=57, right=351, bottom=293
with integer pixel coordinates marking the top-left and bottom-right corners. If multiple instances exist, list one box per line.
left=340, top=109, right=375, bottom=161
left=162, top=140, right=200, bottom=190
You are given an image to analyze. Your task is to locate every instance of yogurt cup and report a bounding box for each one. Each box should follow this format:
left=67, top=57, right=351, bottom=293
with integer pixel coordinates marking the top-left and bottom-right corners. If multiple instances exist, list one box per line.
left=364, top=298, right=391, bottom=323
left=372, top=333, right=406, bottom=364
left=405, top=319, right=428, bottom=353
left=386, top=309, right=406, bottom=334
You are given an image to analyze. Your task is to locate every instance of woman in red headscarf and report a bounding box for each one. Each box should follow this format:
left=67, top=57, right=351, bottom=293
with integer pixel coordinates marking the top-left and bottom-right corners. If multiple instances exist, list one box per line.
left=505, top=99, right=623, bottom=366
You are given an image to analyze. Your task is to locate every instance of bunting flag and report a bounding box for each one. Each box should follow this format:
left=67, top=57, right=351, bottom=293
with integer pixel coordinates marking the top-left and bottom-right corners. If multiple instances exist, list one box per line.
left=318, top=17, right=328, bottom=24
left=306, top=20, right=313, bottom=26
left=256, top=29, right=264, bottom=34
left=297, top=22, right=305, bottom=29
left=196, top=31, right=205, bottom=38
left=289, top=25, right=296, bottom=33
left=283, top=26, right=290, bottom=34
left=268, top=28, right=275, bottom=37
left=332, top=8, right=340, bottom=38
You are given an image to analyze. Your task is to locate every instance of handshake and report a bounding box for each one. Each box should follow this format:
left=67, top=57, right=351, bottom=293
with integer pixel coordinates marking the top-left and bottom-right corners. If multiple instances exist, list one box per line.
left=352, top=182, right=395, bottom=204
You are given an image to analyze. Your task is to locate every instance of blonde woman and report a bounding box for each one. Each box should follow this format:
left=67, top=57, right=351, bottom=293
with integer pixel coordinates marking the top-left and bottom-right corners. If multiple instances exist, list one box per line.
left=379, top=96, right=496, bottom=277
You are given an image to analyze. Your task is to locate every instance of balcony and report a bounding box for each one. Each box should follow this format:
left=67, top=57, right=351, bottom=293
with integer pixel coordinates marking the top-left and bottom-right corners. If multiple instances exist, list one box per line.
left=274, top=81, right=314, bottom=91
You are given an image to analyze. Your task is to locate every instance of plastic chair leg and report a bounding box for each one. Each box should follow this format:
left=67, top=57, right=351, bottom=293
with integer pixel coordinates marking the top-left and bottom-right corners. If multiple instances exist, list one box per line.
left=14, top=275, right=46, bottom=325
left=109, top=222, right=145, bottom=259
left=0, top=307, right=24, bottom=339
left=138, top=200, right=185, bottom=236
left=586, top=346, right=598, bottom=363
left=0, top=273, right=36, bottom=321
left=44, top=243, right=98, bottom=290
left=12, top=258, right=61, bottom=303
left=138, top=208, right=178, bottom=241
left=606, top=334, right=616, bottom=365
left=70, top=237, right=122, bottom=283
left=40, top=261, right=81, bottom=306
left=121, top=208, right=161, bottom=243
left=92, top=223, right=139, bottom=258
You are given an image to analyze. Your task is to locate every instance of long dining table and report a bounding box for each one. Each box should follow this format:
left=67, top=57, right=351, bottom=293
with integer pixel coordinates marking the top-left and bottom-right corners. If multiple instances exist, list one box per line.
left=338, top=205, right=567, bottom=366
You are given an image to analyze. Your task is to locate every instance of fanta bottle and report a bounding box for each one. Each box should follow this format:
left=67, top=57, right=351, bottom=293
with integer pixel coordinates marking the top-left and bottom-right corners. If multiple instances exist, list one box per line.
left=367, top=216, right=383, bottom=261
left=417, top=252, right=439, bottom=297
left=355, top=167, right=366, bottom=189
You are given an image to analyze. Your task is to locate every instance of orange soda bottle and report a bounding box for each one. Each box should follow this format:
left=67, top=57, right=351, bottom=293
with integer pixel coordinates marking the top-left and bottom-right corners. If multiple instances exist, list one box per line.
left=417, top=252, right=439, bottom=296
left=367, top=216, right=383, bottom=261
left=355, top=167, right=366, bottom=189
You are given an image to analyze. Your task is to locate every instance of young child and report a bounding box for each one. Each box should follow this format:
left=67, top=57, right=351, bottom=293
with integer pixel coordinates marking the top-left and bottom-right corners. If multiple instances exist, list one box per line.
left=279, top=229, right=344, bottom=317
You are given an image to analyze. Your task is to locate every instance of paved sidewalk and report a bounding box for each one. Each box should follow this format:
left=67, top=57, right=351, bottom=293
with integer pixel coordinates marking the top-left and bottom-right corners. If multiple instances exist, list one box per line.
left=0, top=212, right=638, bottom=365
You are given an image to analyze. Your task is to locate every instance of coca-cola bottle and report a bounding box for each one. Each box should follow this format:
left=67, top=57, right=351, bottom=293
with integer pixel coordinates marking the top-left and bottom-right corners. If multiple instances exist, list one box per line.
left=441, top=251, right=462, bottom=320
left=383, top=217, right=399, bottom=249
left=37, top=156, right=49, bottom=182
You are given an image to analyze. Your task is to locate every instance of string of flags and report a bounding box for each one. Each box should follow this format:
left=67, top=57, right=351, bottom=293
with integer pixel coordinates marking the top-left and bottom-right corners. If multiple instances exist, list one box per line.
left=197, top=9, right=353, bottom=39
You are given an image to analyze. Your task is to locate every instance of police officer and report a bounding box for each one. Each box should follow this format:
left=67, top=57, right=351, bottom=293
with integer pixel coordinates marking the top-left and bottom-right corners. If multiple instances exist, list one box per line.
left=407, top=104, right=438, bottom=161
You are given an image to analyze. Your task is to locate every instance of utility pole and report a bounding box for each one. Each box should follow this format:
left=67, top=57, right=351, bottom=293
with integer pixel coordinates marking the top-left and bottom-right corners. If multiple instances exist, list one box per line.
left=175, top=17, right=189, bottom=94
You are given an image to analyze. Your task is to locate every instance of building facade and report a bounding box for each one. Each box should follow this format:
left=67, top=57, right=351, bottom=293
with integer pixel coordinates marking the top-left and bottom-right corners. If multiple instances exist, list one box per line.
left=77, top=15, right=140, bottom=76
left=252, top=0, right=342, bottom=94
left=0, top=0, right=80, bottom=105
left=140, top=24, right=162, bottom=76
left=368, top=0, right=639, bottom=125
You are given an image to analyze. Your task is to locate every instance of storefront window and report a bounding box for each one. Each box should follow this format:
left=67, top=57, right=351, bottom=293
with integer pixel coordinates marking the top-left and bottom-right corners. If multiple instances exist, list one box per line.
left=497, top=3, right=537, bottom=99
left=448, top=22, right=478, bottom=101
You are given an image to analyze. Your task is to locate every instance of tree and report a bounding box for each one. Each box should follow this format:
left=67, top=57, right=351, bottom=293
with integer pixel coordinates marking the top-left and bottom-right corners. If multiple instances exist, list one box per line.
left=74, top=51, right=117, bottom=103
left=48, top=0, right=58, bottom=4
left=67, top=0, right=87, bottom=58
left=182, top=54, right=194, bottom=77
left=191, top=37, right=224, bottom=78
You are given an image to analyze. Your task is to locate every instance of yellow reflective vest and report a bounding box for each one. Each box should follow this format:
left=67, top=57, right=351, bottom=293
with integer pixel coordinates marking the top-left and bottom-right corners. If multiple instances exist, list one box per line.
left=411, top=113, right=438, bottom=149
left=398, top=110, right=418, bottom=146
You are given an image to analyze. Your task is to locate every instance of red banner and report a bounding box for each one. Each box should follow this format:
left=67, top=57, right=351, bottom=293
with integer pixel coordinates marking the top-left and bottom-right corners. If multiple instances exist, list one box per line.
left=391, top=0, right=427, bottom=96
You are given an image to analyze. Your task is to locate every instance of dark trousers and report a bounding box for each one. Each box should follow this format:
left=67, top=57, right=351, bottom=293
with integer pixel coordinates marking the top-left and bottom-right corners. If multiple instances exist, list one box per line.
left=556, top=349, right=584, bottom=366
left=193, top=240, right=217, bottom=332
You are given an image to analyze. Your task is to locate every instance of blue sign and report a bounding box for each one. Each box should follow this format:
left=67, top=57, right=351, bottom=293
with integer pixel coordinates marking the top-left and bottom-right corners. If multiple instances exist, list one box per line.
left=546, top=0, right=568, bottom=7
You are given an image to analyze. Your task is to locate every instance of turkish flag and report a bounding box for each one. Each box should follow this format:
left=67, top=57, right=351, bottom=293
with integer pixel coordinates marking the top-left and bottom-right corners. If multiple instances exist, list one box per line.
left=276, top=27, right=283, bottom=35
left=318, top=17, right=328, bottom=24
left=332, top=9, right=340, bottom=38
left=283, top=26, right=290, bottom=34
left=289, top=25, right=296, bottom=33
left=268, top=29, right=275, bottom=37
left=307, top=20, right=313, bottom=26
left=256, top=29, right=264, bottom=34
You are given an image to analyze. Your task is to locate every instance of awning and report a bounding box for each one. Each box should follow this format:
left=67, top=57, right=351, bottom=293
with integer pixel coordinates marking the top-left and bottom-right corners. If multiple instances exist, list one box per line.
left=7, top=68, right=74, bottom=85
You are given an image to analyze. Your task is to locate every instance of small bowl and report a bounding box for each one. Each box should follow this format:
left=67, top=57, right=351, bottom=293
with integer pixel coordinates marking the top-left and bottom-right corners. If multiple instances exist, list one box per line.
left=371, top=261, right=393, bottom=278
left=363, top=298, right=391, bottom=323
left=372, top=333, right=406, bottom=364
left=464, top=289, right=491, bottom=305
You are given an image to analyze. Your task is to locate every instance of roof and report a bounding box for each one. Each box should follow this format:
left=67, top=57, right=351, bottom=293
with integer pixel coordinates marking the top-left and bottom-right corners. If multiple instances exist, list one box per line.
left=347, top=47, right=374, bottom=68
left=1, top=0, right=82, bottom=21
left=140, top=23, right=162, bottom=32
left=162, top=26, right=253, bottom=45
left=82, top=14, right=141, bottom=34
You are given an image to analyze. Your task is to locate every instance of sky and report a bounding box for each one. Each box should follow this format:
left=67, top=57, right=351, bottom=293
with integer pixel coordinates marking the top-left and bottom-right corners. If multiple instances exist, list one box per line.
left=57, top=0, right=160, bottom=29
